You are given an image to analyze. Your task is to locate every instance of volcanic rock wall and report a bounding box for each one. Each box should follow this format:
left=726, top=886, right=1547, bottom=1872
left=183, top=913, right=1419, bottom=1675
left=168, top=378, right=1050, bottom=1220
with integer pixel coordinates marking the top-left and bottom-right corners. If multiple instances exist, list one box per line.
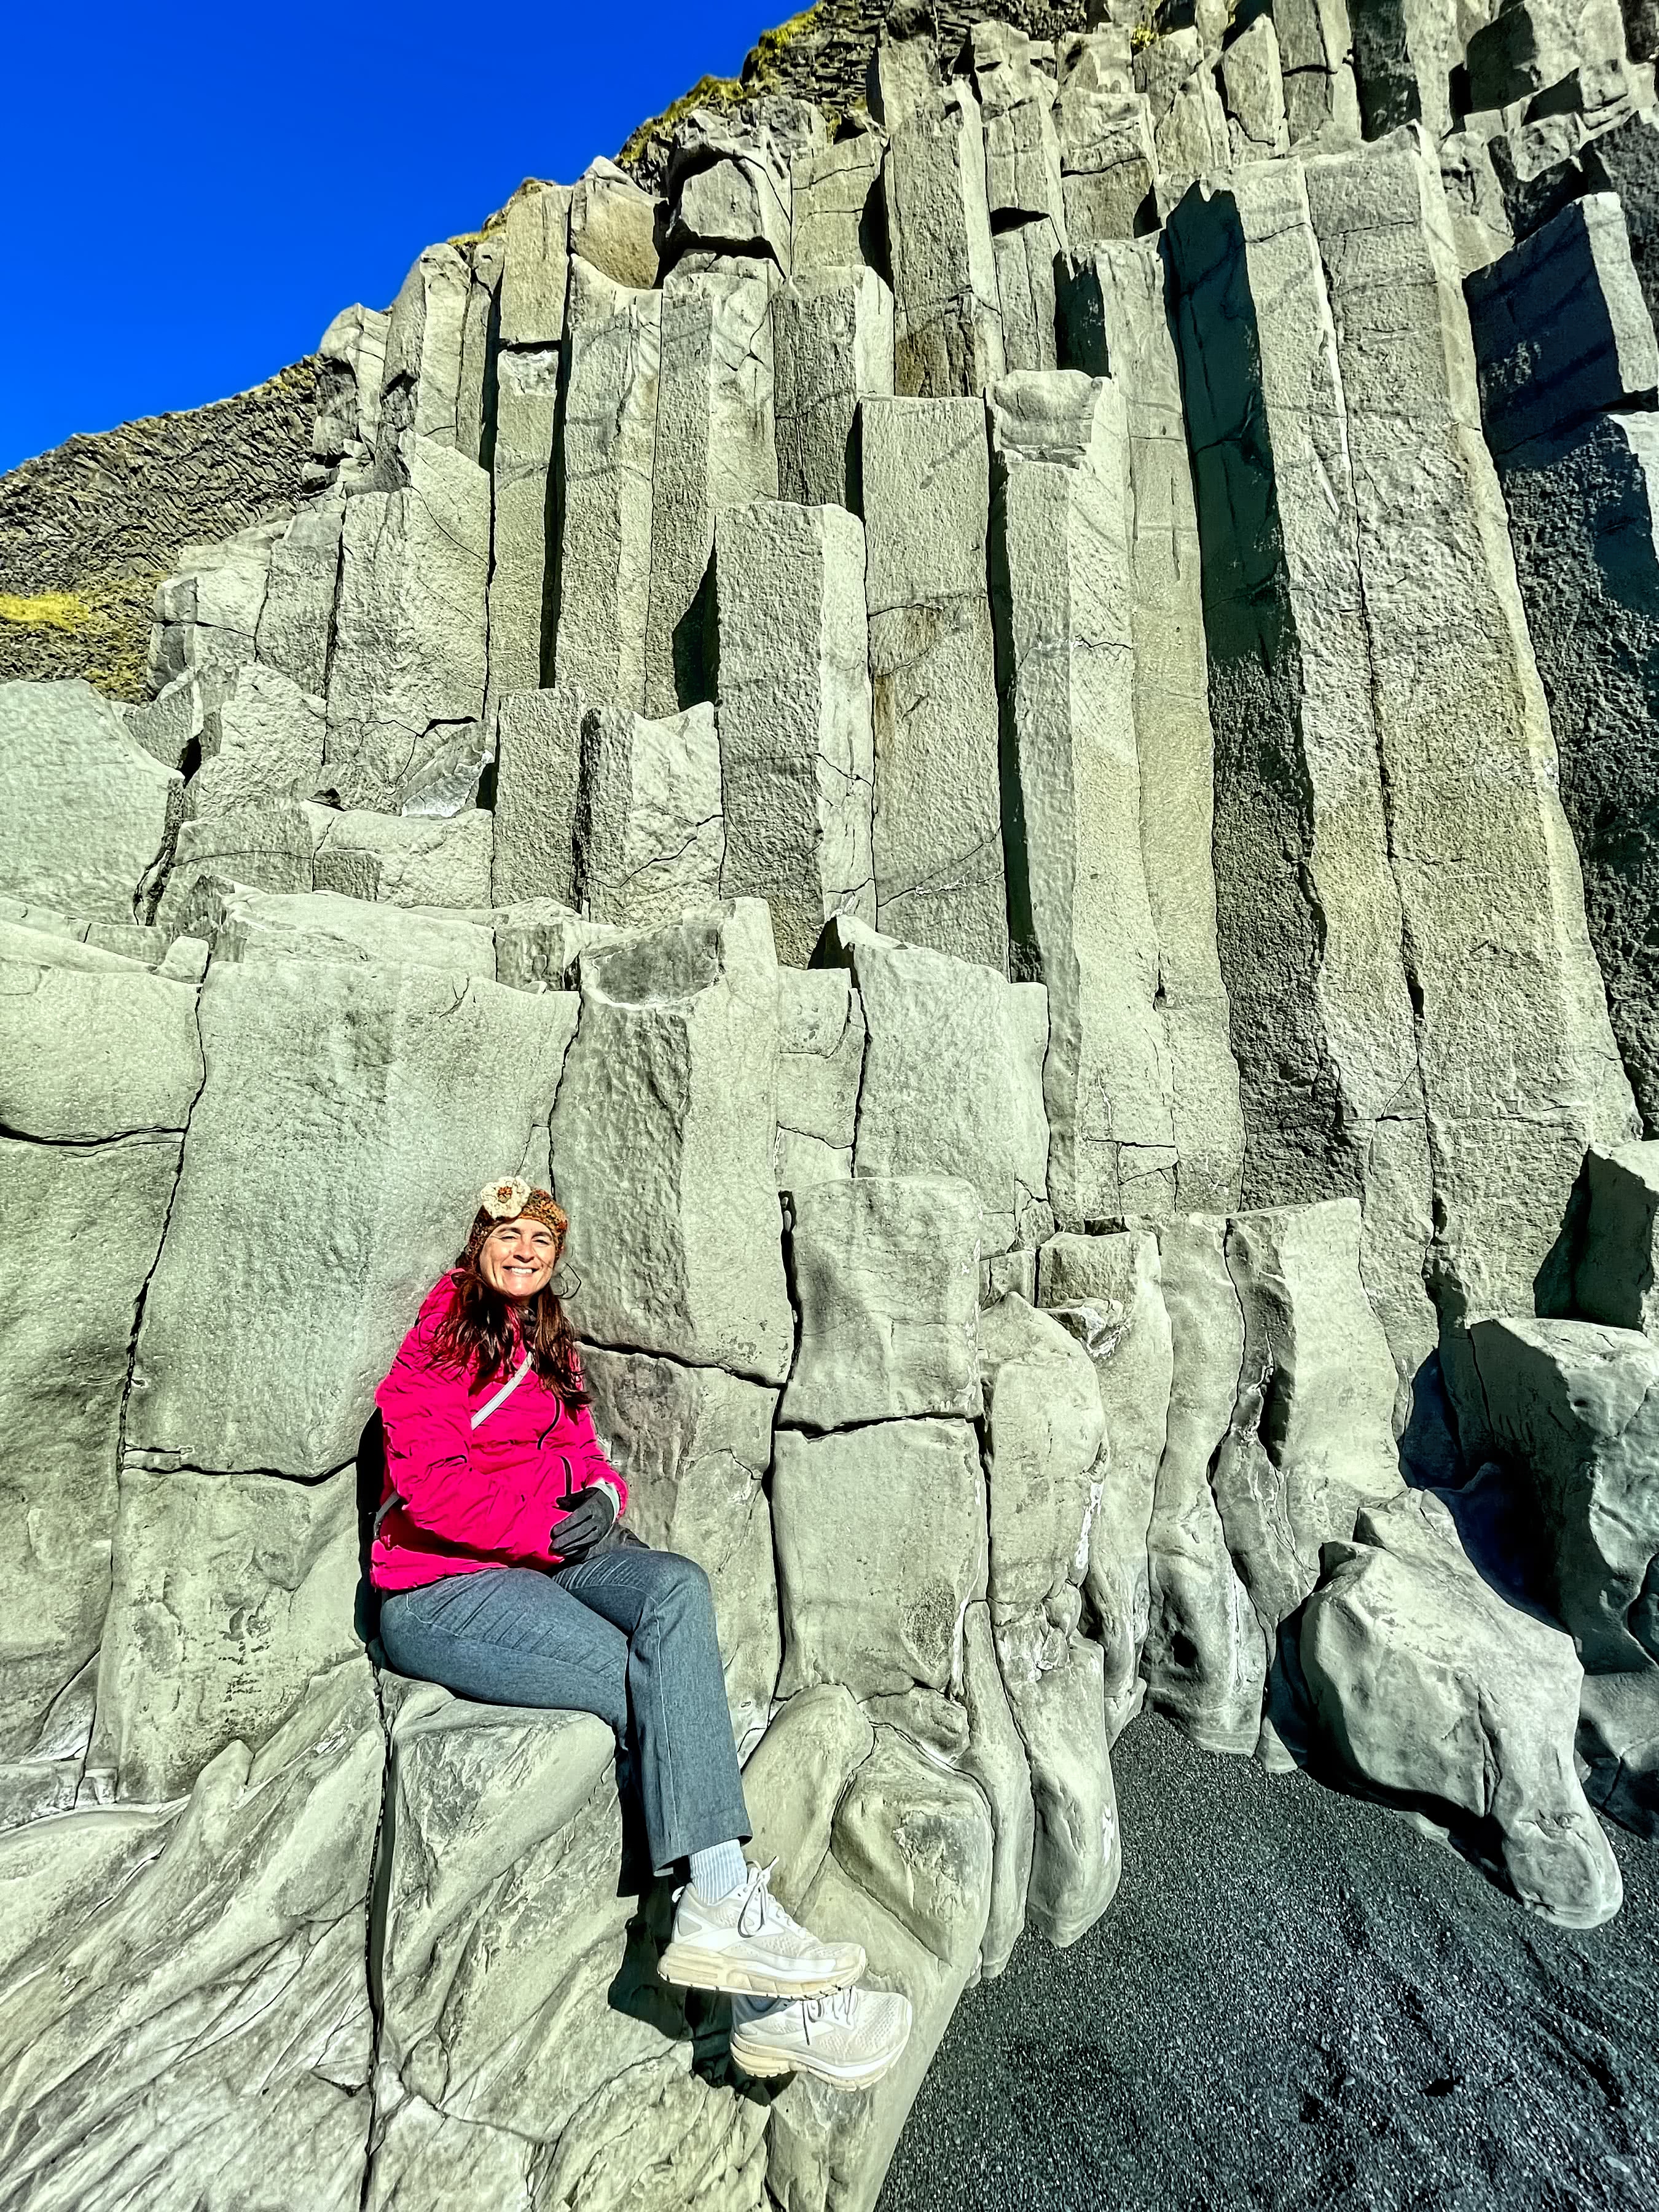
left=4, top=2, right=1659, bottom=2208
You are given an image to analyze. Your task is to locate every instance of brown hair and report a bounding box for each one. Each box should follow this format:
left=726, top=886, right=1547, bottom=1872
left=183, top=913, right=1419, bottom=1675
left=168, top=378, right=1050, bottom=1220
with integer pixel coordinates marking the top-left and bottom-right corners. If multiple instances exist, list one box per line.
left=431, top=1204, right=589, bottom=1413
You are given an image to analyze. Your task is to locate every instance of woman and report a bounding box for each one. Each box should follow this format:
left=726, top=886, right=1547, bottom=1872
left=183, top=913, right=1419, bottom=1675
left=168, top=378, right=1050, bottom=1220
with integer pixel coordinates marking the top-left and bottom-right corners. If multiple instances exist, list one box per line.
left=372, top=1175, right=911, bottom=2092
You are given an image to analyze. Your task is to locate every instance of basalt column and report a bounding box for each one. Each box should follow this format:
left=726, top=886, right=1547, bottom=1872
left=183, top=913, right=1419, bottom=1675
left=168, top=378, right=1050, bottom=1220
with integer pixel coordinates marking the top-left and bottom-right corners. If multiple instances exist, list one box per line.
left=1165, top=162, right=1437, bottom=1413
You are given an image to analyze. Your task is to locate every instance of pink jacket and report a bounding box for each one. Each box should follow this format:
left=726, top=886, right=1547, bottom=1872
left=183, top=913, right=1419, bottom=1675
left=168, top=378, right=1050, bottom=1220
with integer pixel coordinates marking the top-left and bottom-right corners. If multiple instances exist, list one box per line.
left=371, top=1272, right=627, bottom=1593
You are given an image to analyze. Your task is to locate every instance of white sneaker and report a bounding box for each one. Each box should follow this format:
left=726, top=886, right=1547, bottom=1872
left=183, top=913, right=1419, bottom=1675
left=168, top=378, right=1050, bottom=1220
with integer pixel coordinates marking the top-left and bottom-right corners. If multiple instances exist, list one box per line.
left=729, top=1983, right=914, bottom=2090
left=658, top=1860, right=866, bottom=1999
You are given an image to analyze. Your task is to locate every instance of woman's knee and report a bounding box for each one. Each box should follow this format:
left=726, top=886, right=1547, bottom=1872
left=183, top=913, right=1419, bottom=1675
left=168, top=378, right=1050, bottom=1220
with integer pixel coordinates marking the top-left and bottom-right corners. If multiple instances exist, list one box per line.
left=647, top=1549, right=714, bottom=1616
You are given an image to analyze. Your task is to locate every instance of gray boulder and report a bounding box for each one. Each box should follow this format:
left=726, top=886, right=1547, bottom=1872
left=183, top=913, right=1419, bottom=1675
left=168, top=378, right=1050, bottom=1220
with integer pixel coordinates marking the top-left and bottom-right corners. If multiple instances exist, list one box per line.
left=1055, top=41, right=1155, bottom=245
left=568, top=157, right=660, bottom=290
left=780, top=1176, right=983, bottom=1431
left=0, top=680, right=181, bottom=924
left=715, top=499, right=875, bottom=965
left=773, top=1417, right=987, bottom=1700
left=1303, top=1489, right=1623, bottom=1929
left=550, top=902, right=793, bottom=1384
left=1469, top=1316, right=1659, bottom=1673
left=377, top=243, right=471, bottom=458
left=208, top=887, right=495, bottom=978
left=743, top=1681, right=874, bottom=1912
left=1579, top=1668, right=1659, bottom=1839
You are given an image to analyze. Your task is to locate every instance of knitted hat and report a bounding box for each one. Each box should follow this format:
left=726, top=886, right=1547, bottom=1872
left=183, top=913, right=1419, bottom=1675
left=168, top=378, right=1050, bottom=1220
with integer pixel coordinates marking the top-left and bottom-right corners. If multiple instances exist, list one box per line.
left=474, top=1176, right=568, bottom=1241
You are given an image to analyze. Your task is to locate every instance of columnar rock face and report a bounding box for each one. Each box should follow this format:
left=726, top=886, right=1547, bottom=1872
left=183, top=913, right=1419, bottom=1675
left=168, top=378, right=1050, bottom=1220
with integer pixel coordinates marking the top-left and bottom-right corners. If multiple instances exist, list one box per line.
left=715, top=498, right=875, bottom=963
left=326, top=436, right=490, bottom=811
left=863, top=396, right=1006, bottom=965
left=882, top=60, right=1007, bottom=396
left=575, top=699, right=725, bottom=926
left=774, top=265, right=895, bottom=508
left=1470, top=186, right=1659, bottom=1140
left=554, top=283, right=662, bottom=708
left=990, top=370, right=1177, bottom=1230
left=1303, top=140, right=1638, bottom=1364
left=14, top=6, right=1659, bottom=2201
left=1057, top=237, right=1245, bottom=1214
left=550, top=903, right=793, bottom=1383
left=645, top=267, right=779, bottom=716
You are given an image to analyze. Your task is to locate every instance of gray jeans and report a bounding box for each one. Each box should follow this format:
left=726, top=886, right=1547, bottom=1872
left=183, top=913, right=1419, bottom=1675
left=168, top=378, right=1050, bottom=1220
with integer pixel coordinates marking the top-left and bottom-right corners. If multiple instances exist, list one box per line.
left=379, top=1547, right=751, bottom=1875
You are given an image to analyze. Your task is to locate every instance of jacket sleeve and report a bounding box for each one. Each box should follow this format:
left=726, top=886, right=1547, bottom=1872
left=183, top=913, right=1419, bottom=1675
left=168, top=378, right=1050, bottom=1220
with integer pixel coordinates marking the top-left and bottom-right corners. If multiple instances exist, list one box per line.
left=552, top=1398, right=629, bottom=1523
left=376, top=1281, right=557, bottom=1563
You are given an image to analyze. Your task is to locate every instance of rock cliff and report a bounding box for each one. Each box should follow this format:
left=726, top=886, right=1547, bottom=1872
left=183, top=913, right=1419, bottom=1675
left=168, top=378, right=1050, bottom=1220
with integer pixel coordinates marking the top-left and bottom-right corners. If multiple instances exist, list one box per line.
left=4, top=1, right=1659, bottom=2205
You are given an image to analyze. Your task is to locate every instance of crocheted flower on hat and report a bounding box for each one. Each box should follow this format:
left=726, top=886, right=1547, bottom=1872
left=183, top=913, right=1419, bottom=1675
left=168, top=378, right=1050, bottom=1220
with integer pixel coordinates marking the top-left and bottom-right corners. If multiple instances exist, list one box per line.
left=480, top=1175, right=533, bottom=1220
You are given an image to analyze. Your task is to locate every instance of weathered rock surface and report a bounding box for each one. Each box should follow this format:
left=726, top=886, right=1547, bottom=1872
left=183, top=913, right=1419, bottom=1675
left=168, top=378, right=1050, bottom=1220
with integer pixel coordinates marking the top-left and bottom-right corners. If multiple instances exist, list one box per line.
left=774, top=265, right=895, bottom=508
left=325, top=437, right=490, bottom=812
left=1303, top=1489, right=1623, bottom=1929
left=775, top=965, right=863, bottom=1188
left=575, top=699, right=724, bottom=927
left=88, top=1462, right=360, bottom=1802
left=549, top=902, right=792, bottom=1384
left=130, top=958, right=576, bottom=1477
left=1469, top=1316, right=1659, bottom=1672
left=0, top=679, right=181, bottom=922
left=1579, top=1665, right=1659, bottom=1837
left=820, top=916, right=1049, bottom=1256
left=490, top=682, right=583, bottom=908
left=0, top=1134, right=181, bottom=1767
left=884, top=76, right=1006, bottom=398
left=774, top=1417, right=987, bottom=1700
left=978, top=1293, right=1102, bottom=1621
left=715, top=498, right=875, bottom=965
left=1570, top=1139, right=1659, bottom=1332
left=990, top=369, right=1177, bottom=1231
left=1040, top=1229, right=1174, bottom=1739
left=373, top=1686, right=769, bottom=2211
left=1141, top=1214, right=1267, bottom=1755
left=863, top=396, right=1007, bottom=967
left=0, top=1662, right=381, bottom=2211
left=781, top=1175, right=983, bottom=1430
left=0, top=925, right=202, bottom=1140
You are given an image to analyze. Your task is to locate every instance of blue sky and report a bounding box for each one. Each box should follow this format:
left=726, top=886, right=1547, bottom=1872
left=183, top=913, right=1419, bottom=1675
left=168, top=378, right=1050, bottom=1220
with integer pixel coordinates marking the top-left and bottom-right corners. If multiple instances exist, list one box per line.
left=0, top=1, right=777, bottom=475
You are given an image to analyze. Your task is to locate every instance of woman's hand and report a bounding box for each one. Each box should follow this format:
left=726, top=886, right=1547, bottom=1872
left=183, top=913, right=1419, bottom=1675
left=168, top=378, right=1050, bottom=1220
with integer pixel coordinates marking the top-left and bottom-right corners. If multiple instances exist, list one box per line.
left=551, top=1483, right=618, bottom=1561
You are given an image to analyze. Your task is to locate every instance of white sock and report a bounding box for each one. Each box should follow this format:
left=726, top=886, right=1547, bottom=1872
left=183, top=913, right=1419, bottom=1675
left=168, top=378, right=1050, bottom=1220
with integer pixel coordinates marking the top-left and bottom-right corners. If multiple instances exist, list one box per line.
left=689, top=1838, right=748, bottom=1904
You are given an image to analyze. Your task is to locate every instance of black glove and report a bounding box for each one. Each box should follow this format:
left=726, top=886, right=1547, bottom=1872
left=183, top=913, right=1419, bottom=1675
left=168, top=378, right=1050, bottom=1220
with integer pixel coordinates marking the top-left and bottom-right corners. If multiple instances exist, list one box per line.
left=552, top=1483, right=618, bottom=1561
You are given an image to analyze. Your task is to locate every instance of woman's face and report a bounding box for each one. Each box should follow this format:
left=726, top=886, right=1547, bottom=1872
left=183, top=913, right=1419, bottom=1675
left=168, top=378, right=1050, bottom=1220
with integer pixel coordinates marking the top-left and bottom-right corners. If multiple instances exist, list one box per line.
left=478, top=1215, right=560, bottom=1301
